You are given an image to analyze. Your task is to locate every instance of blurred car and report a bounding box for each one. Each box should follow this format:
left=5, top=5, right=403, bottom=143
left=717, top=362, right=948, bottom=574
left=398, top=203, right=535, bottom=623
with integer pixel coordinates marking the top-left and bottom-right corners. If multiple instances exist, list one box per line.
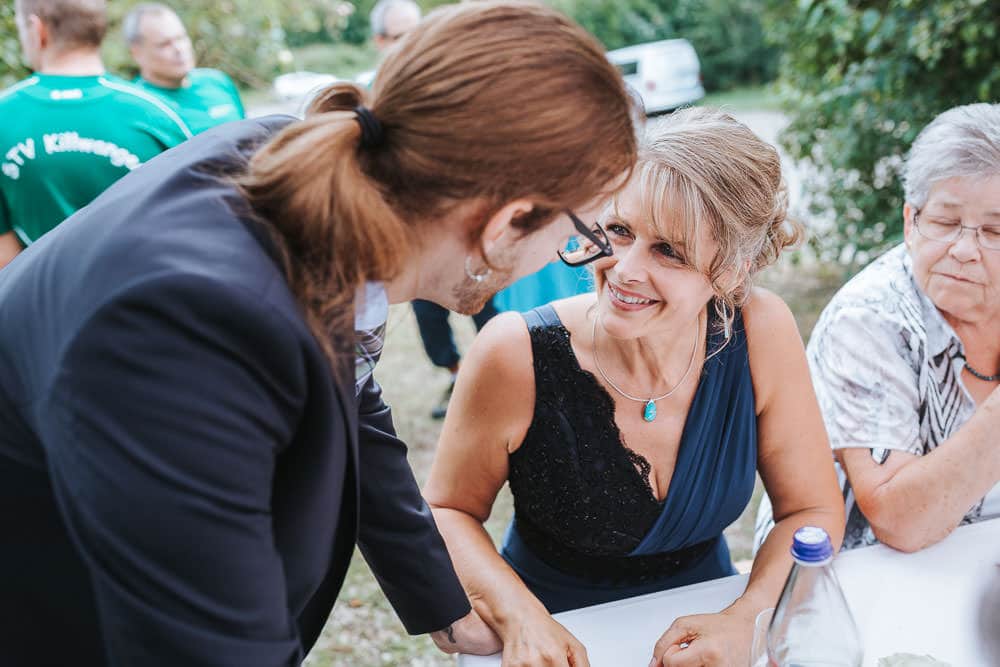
left=606, top=39, right=705, bottom=115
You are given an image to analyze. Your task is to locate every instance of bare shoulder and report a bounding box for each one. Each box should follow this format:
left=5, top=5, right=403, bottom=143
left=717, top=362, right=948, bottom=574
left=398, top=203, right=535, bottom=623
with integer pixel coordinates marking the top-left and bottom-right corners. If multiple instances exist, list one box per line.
left=455, top=310, right=537, bottom=454
left=742, top=286, right=801, bottom=351
left=742, top=287, right=807, bottom=406
left=464, top=310, right=534, bottom=385
left=548, top=292, right=599, bottom=337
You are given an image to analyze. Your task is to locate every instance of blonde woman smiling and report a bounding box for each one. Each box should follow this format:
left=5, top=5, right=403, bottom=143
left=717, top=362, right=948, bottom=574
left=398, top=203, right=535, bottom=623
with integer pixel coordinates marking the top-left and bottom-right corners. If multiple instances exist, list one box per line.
left=425, top=108, right=844, bottom=667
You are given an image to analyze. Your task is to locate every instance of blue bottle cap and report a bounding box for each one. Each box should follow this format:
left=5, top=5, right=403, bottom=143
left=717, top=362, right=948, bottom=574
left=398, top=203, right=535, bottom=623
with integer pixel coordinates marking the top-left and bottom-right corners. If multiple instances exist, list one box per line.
left=791, top=526, right=834, bottom=562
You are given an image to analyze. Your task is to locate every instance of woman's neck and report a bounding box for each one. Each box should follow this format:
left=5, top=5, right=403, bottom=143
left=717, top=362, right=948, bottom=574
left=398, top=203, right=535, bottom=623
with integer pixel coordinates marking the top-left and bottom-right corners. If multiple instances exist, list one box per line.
left=384, top=235, right=462, bottom=305
left=951, top=316, right=1000, bottom=375
left=593, top=307, right=705, bottom=392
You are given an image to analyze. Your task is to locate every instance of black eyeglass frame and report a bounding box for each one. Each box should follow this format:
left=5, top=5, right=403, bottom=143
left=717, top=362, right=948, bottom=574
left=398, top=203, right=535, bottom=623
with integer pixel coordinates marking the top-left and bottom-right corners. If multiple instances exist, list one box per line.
left=913, top=208, right=1000, bottom=251
left=558, top=210, right=614, bottom=267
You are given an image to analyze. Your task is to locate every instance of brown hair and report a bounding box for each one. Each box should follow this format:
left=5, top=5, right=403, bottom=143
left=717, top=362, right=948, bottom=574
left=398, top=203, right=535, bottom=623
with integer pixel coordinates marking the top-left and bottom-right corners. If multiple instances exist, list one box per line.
left=616, top=107, right=800, bottom=338
left=237, top=0, right=638, bottom=366
left=16, top=0, right=107, bottom=50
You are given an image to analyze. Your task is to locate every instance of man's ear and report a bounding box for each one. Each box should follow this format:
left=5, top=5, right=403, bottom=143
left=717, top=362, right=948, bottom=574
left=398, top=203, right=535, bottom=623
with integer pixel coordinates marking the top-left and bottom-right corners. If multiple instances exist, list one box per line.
left=478, top=199, right=534, bottom=256
left=27, top=14, right=48, bottom=52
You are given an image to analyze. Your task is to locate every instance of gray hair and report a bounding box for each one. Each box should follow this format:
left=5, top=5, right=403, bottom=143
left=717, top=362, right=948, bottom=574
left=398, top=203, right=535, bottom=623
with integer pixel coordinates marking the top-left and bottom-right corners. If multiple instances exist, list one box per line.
left=370, top=0, right=420, bottom=37
left=903, top=103, right=1000, bottom=208
left=122, top=2, right=175, bottom=45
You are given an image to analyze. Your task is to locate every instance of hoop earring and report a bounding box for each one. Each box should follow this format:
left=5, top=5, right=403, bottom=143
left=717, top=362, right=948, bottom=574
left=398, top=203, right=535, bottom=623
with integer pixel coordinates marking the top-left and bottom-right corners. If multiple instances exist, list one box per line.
left=465, top=255, right=491, bottom=283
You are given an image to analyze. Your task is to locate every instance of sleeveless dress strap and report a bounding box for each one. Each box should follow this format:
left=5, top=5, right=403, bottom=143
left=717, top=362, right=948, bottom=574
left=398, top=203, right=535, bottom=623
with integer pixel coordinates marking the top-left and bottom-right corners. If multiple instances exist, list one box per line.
left=520, top=304, right=561, bottom=331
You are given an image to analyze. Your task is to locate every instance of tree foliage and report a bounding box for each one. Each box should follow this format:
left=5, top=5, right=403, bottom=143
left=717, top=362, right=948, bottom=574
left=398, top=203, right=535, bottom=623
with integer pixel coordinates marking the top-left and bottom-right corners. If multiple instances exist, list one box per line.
left=1, top=0, right=777, bottom=92
left=551, top=0, right=778, bottom=91
left=0, top=0, right=356, bottom=89
left=1, top=4, right=28, bottom=88
left=767, top=0, right=1000, bottom=265
left=106, top=0, right=358, bottom=88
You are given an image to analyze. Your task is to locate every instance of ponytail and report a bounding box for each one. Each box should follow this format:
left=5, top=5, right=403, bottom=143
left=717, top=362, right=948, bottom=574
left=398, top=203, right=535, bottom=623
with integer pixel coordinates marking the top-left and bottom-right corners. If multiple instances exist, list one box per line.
left=236, top=83, right=407, bottom=365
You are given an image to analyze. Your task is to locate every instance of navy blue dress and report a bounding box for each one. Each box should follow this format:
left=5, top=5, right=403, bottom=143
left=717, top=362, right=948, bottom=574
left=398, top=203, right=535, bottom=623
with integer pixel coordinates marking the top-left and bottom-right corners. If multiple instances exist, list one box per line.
left=501, top=304, right=757, bottom=613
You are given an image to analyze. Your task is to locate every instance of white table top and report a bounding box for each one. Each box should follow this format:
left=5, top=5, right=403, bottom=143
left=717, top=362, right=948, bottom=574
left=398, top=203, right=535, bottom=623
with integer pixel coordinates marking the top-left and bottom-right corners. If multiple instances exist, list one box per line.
left=459, top=519, right=1000, bottom=667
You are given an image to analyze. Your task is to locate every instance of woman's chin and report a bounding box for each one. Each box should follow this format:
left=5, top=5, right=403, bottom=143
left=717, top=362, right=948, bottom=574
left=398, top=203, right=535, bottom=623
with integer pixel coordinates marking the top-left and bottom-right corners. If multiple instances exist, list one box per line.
left=597, top=307, right=649, bottom=338
left=928, top=288, right=985, bottom=323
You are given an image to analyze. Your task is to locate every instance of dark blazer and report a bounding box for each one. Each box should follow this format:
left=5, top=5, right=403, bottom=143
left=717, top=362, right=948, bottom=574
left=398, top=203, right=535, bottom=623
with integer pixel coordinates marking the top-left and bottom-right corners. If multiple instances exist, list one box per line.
left=0, top=117, right=470, bottom=667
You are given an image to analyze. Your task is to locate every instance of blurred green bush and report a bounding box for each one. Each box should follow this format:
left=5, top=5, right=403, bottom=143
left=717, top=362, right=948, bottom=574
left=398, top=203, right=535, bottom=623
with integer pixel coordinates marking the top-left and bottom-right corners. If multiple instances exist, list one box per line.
left=0, top=0, right=358, bottom=89
left=551, top=0, right=779, bottom=92
left=766, top=0, right=1000, bottom=266
left=2, top=0, right=777, bottom=92
left=1, top=4, right=28, bottom=88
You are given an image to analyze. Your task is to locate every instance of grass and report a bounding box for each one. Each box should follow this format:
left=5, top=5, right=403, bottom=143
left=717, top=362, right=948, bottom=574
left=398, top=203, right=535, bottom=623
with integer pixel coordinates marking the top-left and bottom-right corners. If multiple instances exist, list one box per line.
left=303, top=257, right=843, bottom=667
left=701, top=84, right=782, bottom=112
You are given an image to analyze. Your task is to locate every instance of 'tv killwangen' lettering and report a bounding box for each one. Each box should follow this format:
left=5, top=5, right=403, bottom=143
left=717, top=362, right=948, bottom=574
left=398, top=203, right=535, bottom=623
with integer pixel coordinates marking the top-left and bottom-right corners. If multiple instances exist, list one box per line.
left=1, top=139, right=35, bottom=180
left=2, top=133, right=142, bottom=181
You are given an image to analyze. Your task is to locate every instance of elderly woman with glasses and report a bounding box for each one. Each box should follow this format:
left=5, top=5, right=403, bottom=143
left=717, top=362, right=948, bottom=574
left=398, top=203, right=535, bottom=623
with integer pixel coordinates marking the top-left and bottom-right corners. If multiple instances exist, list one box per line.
left=424, top=108, right=845, bottom=667
left=756, top=103, right=1000, bottom=556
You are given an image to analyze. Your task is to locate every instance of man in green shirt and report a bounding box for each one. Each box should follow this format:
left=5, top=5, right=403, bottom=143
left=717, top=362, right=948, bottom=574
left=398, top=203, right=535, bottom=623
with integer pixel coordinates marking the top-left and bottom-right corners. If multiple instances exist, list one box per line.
left=125, top=4, right=246, bottom=135
left=0, top=0, right=192, bottom=270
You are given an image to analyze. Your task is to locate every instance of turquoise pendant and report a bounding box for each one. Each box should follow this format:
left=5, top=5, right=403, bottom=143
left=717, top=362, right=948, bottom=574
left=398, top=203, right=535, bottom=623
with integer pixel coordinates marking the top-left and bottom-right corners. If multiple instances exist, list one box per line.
left=643, top=400, right=657, bottom=422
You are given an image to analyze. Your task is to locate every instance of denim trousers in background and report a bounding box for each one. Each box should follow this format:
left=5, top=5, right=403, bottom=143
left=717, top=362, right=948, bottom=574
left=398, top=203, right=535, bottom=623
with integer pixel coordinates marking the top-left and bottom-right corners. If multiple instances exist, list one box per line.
left=411, top=298, right=498, bottom=369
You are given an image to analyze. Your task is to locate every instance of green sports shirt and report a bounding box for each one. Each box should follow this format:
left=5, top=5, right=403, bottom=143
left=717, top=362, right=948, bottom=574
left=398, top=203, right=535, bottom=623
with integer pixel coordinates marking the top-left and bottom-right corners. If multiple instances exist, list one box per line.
left=134, top=68, right=245, bottom=135
left=0, top=73, right=192, bottom=246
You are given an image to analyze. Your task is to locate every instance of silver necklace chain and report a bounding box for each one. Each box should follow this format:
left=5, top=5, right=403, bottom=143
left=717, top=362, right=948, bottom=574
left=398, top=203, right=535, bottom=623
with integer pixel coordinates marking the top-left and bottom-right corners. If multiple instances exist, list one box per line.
left=591, top=313, right=700, bottom=404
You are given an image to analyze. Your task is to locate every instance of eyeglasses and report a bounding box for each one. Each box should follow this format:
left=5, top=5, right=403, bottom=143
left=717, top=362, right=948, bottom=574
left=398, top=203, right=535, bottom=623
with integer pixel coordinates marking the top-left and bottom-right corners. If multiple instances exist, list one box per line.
left=913, top=209, right=1000, bottom=251
left=558, top=210, right=614, bottom=266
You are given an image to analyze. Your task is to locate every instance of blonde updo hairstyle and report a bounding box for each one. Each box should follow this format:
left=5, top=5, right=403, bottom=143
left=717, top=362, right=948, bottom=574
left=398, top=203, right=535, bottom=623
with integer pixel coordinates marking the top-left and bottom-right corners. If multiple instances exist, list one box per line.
left=621, top=107, right=800, bottom=339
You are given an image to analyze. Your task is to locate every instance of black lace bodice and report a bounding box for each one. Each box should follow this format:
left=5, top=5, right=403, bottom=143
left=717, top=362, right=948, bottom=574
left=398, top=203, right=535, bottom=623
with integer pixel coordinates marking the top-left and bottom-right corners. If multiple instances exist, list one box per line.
left=508, top=308, right=719, bottom=582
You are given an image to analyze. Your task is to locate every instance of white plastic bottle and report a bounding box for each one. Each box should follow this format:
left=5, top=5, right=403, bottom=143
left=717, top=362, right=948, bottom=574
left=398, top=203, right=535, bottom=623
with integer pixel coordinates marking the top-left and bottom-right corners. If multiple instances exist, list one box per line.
left=767, top=526, right=863, bottom=667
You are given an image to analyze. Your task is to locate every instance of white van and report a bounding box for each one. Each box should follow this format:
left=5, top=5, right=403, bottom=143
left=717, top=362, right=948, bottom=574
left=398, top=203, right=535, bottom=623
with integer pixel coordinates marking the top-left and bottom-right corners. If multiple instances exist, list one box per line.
left=606, top=39, right=705, bottom=115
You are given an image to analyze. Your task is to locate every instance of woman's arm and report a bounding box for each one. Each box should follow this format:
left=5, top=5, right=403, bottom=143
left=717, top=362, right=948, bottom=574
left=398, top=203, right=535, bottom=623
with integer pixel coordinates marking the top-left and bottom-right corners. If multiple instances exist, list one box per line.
left=354, top=376, right=497, bottom=654
left=810, top=302, right=1000, bottom=552
left=653, top=289, right=844, bottom=666
left=838, top=386, right=1000, bottom=552
left=743, top=288, right=845, bottom=610
left=424, top=312, right=589, bottom=667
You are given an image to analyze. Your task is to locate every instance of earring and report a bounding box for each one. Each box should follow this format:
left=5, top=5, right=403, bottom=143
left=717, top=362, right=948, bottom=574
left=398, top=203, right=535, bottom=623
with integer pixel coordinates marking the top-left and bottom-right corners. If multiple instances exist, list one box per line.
left=465, top=255, right=491, bottom=283
left=718, top=299, right=733, bottom=340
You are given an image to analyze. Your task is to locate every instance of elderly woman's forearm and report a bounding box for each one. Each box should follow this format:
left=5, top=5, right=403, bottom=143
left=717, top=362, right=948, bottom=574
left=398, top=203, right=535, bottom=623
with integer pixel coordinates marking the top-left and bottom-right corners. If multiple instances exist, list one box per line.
left=859, top=405, right=1000, bottom=551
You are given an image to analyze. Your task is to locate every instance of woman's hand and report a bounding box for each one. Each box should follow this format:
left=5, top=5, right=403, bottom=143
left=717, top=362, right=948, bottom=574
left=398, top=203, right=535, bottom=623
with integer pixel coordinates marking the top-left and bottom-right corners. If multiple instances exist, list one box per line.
left=649, top=607, right=755, bottom=667
left=430, top=609, right=502, bottom=656
left=497, top=609, right=590, bottom=667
